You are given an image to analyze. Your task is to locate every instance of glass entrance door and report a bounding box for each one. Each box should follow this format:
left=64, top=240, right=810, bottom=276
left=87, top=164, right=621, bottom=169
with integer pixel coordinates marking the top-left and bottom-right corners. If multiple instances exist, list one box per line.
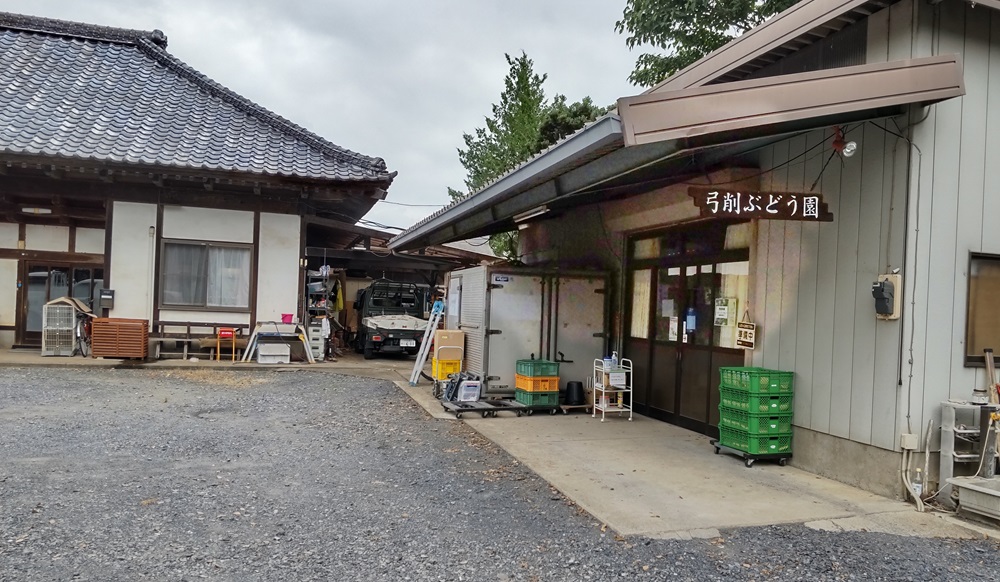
left=21, top=263, right=104, bottom=346
left=626, top=223, right=749, bottom=436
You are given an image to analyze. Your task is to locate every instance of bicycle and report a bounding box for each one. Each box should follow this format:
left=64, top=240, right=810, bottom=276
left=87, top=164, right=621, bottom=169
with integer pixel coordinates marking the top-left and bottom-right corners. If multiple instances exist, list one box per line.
left=74, top=311, right=92, bottom=357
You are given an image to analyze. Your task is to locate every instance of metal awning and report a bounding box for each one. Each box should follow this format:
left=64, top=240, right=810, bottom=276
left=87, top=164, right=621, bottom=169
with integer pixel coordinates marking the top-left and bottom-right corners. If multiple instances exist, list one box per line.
left=390, top=56, right=964, bottom=252
left=619, top=55, right=965, bottom=147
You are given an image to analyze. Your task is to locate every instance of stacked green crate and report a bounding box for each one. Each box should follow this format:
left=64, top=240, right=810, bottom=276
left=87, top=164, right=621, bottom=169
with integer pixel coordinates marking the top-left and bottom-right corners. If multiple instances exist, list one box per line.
left=515, top=359, right=560, bottom=407
left=717, top=367, right=793, bottom=455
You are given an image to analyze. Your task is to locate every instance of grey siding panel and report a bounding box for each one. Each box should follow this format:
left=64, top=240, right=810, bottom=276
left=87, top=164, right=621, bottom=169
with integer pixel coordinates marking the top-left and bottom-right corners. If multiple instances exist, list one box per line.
left=752, top=147, right=775, bottom=369
left=830, top=125, right=863, bottom=440
left=849, top=123, right=886, bottom=444
left=951, top=10, right=990, bottom=395
left=811, top=129, right=842, bottom=433
left=867, top=4, right=890, bottom=63
left=920, top=6, right=965, bottom=435
left=870, top=125, right=905, bottom=451
left=887, top=0, right=914, bottom=61
left=794, top=132, right=825, bottom=429
left=985, top=13, right=1000, bottom=240
left=779, top=137, right=805, bottom=375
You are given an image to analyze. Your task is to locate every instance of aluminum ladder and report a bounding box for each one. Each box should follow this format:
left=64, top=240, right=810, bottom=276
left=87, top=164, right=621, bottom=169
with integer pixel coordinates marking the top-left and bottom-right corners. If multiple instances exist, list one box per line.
left=409, top=299, right=445, bottom=386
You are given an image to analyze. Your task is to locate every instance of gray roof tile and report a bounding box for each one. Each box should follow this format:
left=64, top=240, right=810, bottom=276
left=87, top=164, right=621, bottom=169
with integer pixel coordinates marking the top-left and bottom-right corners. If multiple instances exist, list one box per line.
left=0, top=12, right=393, bottom=185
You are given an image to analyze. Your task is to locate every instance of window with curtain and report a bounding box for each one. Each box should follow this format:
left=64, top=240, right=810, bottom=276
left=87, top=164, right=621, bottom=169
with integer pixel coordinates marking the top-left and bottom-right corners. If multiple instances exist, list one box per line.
left=161, top=241, right=251, bottom=310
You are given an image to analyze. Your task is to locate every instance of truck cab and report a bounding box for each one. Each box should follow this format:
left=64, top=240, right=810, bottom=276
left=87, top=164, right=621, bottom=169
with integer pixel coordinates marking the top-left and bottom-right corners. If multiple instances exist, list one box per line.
left=353, top=279, right=429, bottom=359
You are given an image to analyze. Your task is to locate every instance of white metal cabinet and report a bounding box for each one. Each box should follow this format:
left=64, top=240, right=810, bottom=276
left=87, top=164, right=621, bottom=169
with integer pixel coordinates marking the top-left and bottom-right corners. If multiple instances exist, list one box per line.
left=445, top=266, right=608, bottom=396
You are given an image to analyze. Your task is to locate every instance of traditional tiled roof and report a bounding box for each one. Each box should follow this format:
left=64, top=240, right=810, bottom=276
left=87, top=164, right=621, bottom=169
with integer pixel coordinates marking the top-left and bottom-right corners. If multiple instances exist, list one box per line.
left=0, top=12, right=394, bottom=185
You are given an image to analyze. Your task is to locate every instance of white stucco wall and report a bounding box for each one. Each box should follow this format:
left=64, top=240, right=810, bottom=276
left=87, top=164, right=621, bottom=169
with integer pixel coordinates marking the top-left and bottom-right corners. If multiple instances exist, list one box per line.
left=0, top=259, right=17, bottom=329
left=162, top=206, right=253, bottom=243
left=109, top=201, right=157, bottom=321
left=0, top=223, right=17, bottom=248
left=25, top=225, right=69, bottom=252
left=256, top=213, right=301, bottom=323
left=76, top=228, right=105, bottom=254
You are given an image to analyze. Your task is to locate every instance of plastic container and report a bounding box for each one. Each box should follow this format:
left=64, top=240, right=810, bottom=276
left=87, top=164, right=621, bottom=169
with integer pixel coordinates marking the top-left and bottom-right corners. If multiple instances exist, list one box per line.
left=432, top=358, right=462, bottom=380
left=718, top=425, right=792, bottom=455
left=281, top=313, right=293, bottom=324
left=515, top=359, right=560, bottom=377
left=718, top=405, right=793, bottom=434
left=515, top=374, right=560, bottom=392
left=720, top=385, right=793, bottom=413
left=514, top=389, right=559, bottom=407
left=719, top=367, right=794, bottom=394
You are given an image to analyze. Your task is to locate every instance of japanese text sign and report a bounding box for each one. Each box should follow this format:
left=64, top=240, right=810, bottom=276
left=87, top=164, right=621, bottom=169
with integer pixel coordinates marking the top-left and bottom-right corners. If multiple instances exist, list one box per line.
left=689, top=187, right=833, bottom=221
left=736, top=322, right=757, bottom=350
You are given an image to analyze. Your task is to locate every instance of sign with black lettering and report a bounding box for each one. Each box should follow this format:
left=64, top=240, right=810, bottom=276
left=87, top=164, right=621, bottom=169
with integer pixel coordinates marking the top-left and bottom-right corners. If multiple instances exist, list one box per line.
left=736, top=322, right=757, bottom=350
left=689, top=187, right=833, bottom=221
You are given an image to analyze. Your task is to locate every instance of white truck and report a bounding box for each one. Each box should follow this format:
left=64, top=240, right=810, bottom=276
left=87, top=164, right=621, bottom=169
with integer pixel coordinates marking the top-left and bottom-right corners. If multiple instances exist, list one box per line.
left=353, top=279, right=430, bottom=359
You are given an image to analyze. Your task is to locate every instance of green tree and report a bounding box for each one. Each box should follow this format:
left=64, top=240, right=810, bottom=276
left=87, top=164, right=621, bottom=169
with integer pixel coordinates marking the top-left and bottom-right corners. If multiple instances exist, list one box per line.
left=458, top=52, right=548, bottom=195
left=616, top=0, right=801, bottom=87
left=449, top=54, right=607, bottom=262
left=535, top=95, right=611, bottom=152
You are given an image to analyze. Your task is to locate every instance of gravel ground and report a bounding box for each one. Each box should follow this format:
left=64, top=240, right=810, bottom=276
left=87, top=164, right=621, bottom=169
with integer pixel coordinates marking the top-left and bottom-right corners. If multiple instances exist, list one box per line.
left=0, top=367, right=998, bottom=581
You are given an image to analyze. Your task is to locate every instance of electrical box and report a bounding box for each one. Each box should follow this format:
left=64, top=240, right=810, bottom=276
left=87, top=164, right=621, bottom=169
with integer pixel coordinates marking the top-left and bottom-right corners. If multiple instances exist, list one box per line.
left=872, top=274, right=901, bottom=320
left=98, top=288, right=115, bottom=310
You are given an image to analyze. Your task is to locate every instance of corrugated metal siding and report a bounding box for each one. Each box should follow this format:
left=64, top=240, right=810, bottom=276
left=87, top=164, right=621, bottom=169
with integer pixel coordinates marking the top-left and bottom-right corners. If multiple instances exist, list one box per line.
left=746, top=0, right=1000, bottom=454
left=459, top=266, right=487, bottom=375
left=749, top=118, right=906, bottom=451
left=748, top=18, right=868, bottom=81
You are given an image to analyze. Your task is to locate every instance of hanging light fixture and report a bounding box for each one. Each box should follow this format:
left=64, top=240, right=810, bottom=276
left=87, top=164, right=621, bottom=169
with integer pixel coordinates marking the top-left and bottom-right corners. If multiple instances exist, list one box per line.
left=832, top=127, right=858, bottom=158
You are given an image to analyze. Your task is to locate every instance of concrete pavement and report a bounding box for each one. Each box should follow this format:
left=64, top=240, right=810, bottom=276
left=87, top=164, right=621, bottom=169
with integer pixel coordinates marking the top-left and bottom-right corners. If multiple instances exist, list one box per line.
left=2, top=347, right=996, bottom=540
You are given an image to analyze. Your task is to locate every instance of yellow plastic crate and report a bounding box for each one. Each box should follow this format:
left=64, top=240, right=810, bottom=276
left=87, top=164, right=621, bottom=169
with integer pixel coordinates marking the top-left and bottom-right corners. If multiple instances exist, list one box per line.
left=515, top=374, right=560, bottom=392
left=432, top=358, right=462, bottom=380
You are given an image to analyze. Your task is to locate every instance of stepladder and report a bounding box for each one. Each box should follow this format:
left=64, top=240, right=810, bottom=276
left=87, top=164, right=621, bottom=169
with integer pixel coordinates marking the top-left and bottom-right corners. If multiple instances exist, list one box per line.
left=409, top=300, right=444, bottom=386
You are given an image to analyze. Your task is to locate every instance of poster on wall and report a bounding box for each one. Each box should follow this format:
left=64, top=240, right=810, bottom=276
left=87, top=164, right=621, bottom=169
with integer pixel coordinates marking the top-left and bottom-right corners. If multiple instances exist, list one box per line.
left=714, top=298, right=736, bottom=326
left=736, top=322, right=757, bottom=350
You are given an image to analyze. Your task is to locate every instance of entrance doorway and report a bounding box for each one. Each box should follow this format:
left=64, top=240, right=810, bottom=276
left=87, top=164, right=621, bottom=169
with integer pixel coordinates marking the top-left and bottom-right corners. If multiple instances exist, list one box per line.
left=19, top=262, right=104, bottom=346
left=625, top=222, right=750, bottom=436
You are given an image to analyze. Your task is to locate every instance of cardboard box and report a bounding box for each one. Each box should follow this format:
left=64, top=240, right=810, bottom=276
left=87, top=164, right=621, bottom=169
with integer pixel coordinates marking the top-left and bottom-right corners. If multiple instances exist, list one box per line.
left=433, top=329, right=465, bottom=361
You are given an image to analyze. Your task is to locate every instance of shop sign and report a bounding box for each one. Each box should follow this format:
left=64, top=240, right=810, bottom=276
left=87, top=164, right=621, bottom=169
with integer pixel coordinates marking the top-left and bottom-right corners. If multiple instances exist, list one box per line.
left=688, top=187, right=834, bottom=221
left=736, top=322, right=757, bottom=350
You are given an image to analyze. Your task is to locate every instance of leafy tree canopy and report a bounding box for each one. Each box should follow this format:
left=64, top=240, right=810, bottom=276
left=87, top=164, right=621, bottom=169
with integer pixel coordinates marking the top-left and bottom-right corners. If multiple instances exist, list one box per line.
left=448, top=53, right=608, bottom=261
left=616, top=0, right=801, bottom=87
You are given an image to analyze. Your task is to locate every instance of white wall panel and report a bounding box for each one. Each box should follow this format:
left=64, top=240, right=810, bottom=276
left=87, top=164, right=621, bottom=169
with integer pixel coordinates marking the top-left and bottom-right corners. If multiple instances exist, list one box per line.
left=162, top=206, right=253, bottom=243
left=75, top=228, right=105, bottom=254
left=25, top=225, right=68, bottom=252
left=109, top=201, right=157, bottom=321
left=0, top=223, right=17, bottom=248
left=255, top=213, right=301, bottom=323
left=0, top=259, right=16, bottom=326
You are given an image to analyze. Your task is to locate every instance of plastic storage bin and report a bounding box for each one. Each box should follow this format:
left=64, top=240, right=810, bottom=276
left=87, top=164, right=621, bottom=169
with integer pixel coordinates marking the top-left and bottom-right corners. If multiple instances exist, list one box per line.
left=514, top=389, right=559, bottom=407
left=720, top=385, right=793, bottom=413
left=432, top=358, right=462, bottom=380
left=515, top=359, right=560, bottom=377
left=514, top=374, right=559, bottom=392
left=718, top=425, right=792, bottom=455
left=719, top=367, right=794, bottom=394
left=718, top=405, right=793, bottom=434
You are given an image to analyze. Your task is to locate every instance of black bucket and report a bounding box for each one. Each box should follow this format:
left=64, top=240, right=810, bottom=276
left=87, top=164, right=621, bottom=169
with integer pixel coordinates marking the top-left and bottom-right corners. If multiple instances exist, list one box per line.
left=565, top=381, right=585, bottom=406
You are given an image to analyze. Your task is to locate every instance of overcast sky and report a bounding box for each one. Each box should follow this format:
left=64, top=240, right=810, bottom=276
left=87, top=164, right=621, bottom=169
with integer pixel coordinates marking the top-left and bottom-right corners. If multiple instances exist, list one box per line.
left=3, top=0, right=640, bottom=233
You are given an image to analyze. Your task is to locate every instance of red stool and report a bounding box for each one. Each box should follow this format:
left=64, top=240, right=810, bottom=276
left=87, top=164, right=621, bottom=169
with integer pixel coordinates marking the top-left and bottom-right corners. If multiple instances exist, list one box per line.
left=216, top=327, right=236, bottom=361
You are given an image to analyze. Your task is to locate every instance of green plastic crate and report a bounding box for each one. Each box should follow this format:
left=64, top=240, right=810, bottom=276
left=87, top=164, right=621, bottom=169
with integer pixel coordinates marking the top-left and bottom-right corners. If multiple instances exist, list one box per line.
left=515, top=359, right=560, bottom=377
left=515, top=389, right=559, bottom=407
left=719, top=386, right=793, bottom=414
left=718, top=426, right=792, bottom=455
left=718, top=405, right=793, bottom=434
left=719, top=367, right=794, bottom=394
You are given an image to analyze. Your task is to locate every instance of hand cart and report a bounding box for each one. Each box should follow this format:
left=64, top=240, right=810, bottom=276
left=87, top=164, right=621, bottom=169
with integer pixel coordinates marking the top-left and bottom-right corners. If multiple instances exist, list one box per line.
left=441, top=399, right=526, bottom=418
left=710, top=439, right=790, bottom=468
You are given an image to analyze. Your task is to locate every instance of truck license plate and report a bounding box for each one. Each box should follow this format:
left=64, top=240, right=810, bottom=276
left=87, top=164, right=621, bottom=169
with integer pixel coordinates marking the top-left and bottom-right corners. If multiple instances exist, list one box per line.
left=400, top=339, right=416, bottom=347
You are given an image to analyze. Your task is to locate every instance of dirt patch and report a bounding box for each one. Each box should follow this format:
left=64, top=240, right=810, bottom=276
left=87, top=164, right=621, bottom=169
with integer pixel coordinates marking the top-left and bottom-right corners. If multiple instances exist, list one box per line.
left=157, top=368, right=269, bottom=389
